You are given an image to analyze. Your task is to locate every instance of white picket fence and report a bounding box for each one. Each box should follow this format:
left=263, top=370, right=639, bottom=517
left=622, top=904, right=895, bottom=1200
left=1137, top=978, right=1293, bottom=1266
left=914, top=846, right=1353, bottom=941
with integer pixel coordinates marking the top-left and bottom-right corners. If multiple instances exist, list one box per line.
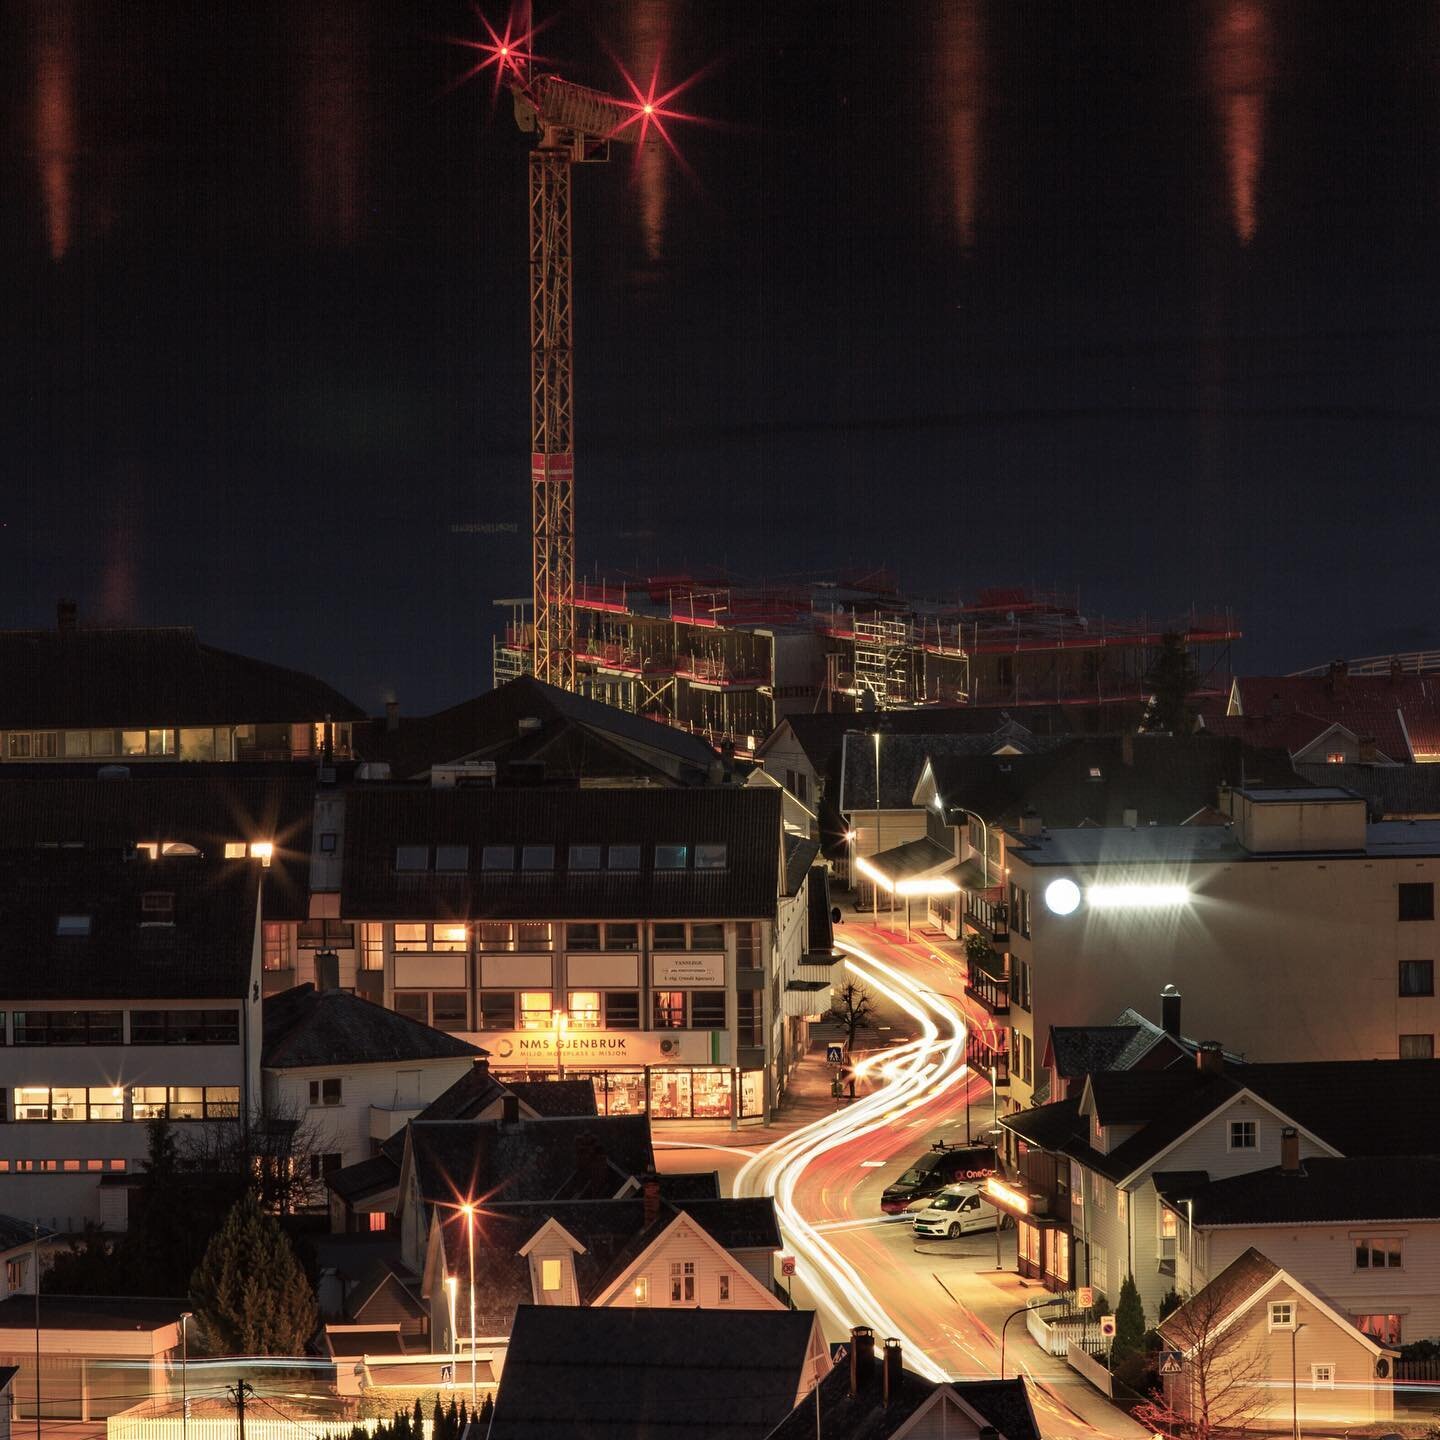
left=108, top=1418, right=434, bottom=1440
left=1026, top=1304, right=1068, bottom=1358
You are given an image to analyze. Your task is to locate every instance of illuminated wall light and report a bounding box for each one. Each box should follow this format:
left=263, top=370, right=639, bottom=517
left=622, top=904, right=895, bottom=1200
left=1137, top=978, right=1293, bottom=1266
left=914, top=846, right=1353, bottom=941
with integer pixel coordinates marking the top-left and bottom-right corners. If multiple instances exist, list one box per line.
left=1044, top=878, right=1081, bottom=915
left=1087, top=883, right=1190, bottom=909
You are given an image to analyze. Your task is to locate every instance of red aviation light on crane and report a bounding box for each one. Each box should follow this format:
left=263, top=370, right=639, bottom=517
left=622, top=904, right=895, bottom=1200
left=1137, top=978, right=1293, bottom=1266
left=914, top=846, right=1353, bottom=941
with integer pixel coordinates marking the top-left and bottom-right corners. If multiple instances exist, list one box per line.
left=445, top=9, right=541, bottom=103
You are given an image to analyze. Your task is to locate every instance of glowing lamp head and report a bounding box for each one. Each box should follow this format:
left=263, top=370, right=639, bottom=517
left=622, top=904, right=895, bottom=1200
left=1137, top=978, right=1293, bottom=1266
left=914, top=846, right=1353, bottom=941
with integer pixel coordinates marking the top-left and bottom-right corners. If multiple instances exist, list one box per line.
left=1044, top=878, right=1082, bottom=915
left=459, top=1201, right=475, bottom=1219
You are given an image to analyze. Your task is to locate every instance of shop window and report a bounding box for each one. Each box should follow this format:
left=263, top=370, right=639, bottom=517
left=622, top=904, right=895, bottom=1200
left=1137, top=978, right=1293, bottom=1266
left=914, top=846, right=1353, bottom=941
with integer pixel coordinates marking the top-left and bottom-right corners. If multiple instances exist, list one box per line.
left=695, top=844, right=727, bottom=870
left=1399, top=883, right=1435, bottom=921
left=567, top=924, right=601, bottom=951
left=655, top=845, right=688, bottom=870
left=519, top=992, right=554, bottom=1029
left=395, top=846, right=430, bottom=872
left=691, top=923, right=725, bottom=950
left=604, top=992, right=640, bottom=1029
left=1355, top=1236, right=1403, bottom=1269
left=309, top=1078, right=343, bottom=1107
left=431, top=993, right=468, bottom=1031
left=480, top=992, right=517, bottom=1030
left=691, top=992, right=726, bottom=1029
left=652, top=924, right=687, bottom=951
left=654, top=992, right=686, bottom=1029
left=1355, top=1314, right=1402, bottom=1345
left=568, top=845, right=602, bottom=871
left=482, top=846, right=514, bottom=871
left=692, top=1069, right=734, bottom=1120
left=608, top=845, right=641, bottom=871
left=435, top=845, right=469, bottom=872
left=568, top=992, right=601, bottom=1028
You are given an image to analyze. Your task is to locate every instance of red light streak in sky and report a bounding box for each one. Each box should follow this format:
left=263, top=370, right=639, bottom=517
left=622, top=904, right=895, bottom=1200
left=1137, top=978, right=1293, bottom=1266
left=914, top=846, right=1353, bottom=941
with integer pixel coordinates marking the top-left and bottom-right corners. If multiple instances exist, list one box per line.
left=34, top=1, right=75, bottom=262
left=1208, top=0, right=1272, bottom=245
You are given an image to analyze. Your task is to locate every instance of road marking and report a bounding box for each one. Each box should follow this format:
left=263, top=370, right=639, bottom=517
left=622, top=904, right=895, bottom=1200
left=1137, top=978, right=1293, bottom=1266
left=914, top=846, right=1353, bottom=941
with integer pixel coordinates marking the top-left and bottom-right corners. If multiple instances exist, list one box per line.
left=858, top=1159, right=887, bottom=1167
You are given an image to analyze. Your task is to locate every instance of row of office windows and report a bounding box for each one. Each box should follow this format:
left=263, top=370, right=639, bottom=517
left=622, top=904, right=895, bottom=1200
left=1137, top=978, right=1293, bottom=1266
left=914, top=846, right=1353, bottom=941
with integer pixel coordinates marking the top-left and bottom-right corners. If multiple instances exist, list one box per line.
left=6, top=1085, right=240, bottom=1121
left=0, top=1158, right=129, bottom=1173
left=3, top=724, right=349, bottom=762
left=394, top=843, right=729, bottom=873
left=0, top=1010, right=240, bottom=1046
left=392, top=988, right=748, bottom=1034
left=263, top=921, right=753, bottom=969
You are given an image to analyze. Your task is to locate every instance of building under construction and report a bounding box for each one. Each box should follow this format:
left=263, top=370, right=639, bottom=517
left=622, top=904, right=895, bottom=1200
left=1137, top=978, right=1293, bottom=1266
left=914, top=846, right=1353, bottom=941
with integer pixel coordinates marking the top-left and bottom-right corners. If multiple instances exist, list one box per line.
left=494, top=575, right=1240, bottom=755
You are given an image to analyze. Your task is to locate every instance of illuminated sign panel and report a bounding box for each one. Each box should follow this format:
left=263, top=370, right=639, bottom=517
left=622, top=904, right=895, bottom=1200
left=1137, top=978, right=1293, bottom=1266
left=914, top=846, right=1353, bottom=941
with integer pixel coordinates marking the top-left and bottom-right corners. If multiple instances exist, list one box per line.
left=983, top=1177, right=1031, bottom=1215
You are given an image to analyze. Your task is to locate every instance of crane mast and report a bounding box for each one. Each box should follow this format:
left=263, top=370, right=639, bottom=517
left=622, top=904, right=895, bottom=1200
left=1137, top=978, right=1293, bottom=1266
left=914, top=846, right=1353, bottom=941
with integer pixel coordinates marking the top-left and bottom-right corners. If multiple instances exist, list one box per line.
left=514, top=75, right=640, bottom=690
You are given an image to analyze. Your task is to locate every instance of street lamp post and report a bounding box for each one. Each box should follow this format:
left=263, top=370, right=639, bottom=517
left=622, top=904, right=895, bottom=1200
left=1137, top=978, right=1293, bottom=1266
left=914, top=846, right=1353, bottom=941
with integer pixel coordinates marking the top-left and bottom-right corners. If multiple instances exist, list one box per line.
left=1000, top=1299, right=1064, bottom=1379
left=180, top=1311, right=193, bottom=1440
left=553, top=1009, right=568, bottom=1081
left=1184, top=1198, right=1195, bottom=1295
left=990, top=1063, right=1002, bottom=1268
left=1291, top=1321, right=1306, bottom=1440
left=444, top=1275, right=458, bottom=1382
left=872, top=731, right=882, bottom=925
left=460, top=1203, right=478, bottom=1410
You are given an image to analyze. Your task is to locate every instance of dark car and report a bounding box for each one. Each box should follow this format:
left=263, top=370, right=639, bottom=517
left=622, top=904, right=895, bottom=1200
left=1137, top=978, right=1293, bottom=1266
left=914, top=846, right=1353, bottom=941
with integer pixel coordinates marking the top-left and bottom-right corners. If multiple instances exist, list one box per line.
left=880, top=1142, right=998, bottom=1214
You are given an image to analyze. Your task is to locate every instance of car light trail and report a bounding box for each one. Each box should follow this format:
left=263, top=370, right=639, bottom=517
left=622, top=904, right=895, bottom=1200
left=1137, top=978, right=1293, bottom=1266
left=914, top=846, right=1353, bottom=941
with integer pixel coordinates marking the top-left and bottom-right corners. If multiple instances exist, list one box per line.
left=734, top=933, right=972, bottom=1382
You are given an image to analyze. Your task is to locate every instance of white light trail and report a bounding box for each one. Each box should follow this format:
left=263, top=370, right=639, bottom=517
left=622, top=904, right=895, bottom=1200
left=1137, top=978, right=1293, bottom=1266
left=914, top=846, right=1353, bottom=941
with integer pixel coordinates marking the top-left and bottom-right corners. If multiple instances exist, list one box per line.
left=734, top=936, right=971, bottom=1382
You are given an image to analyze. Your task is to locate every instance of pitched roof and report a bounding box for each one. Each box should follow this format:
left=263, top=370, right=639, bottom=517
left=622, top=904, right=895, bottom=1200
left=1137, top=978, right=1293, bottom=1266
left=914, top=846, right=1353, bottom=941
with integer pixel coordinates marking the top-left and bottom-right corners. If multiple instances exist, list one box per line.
left=1156, top=1156, right=1440, bottom=1227
left=0, top=851, right=258, bottom=1000
left=1156, top=1248, right=1280, bottom=1349
left=1233, top=672, right=1440, bottom=762
left=407, top=1115, right=654, bottom=1208
left=1295, top=762, right=1440, bottom=818
left=0, top=1297, right=188, bottom=1332
left=0, top=624, right=364, bottom=728
left=927, top=735, right=1299, bottom=830
left=490, top=1305, right=822, bottom=1440
left=807, top=866, right=836, bottom=957
left=765, top=1365, right=1039, bottom=1440
left=1048, top=1025, right=1152, bottom=1080
left=840, top=730, right=1065, bottom=814
left=339, top=785, right=783, bottom=921
left=655, top=1172, right=723, bottom=1202
left=784, top=835, right=821, bottom=897
left=1199, top=711, right=1367, bottom=760
left=261, top=985, right=483, bottom=1069
left=504, top=1080, right=599, bottom=1118
left=365, top=677, right=721, bottom=782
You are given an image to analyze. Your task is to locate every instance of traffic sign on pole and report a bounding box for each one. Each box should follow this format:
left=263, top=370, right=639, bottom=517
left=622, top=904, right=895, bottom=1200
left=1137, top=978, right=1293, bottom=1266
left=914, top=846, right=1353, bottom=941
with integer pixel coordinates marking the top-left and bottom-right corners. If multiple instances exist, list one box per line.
left=1078, top=1286, right=1094, bottom=1310
left=1159, top=1350, right=1183, bottom=1375
left=780, top=1255, right=797, bottom=1276
left=1099, top=1314, right=1117, bottom=1338
left=826, top=1042, right=845, bottom=1065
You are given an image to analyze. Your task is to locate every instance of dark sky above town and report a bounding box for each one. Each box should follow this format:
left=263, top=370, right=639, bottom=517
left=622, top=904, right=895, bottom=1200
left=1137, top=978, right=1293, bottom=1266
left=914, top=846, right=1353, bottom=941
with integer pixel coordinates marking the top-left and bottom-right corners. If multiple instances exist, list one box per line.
left=4, top=0, right=1439, bottom=714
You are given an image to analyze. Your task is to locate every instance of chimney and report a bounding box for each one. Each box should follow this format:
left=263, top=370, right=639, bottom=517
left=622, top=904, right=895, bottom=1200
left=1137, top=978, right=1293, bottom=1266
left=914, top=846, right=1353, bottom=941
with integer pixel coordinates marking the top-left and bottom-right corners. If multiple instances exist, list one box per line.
left=500, top=1093, right=520, bottom=1125
left=385, top=699, right=400, bottom=733
left=1018, top=809, right=1042, bottom=836
left=56, top=599, right=77, bottom=634
left=1196, top=1040, right=1224, bottom=1076
left=471, top=1055, right=490, bottom=1076
left=1161, top=984, right=1182, bottom=1039
left=642, top=1175, right=661, bottom=1229
left=315, top=949, right=339, bottom=991
left=1390, top=656, right=1405, bottom=685
left=848, top=1326, right=875, bottom=1397
left=1280, top=1126, right=1301, bottom=1174
left=1121, top=733, right=1135, bottom=767
left=882, top=1337, right=903, bottom=1406
left=1327, top=660, right=1349, bottom=696
left=1358, top=736, right=1378, bottom=765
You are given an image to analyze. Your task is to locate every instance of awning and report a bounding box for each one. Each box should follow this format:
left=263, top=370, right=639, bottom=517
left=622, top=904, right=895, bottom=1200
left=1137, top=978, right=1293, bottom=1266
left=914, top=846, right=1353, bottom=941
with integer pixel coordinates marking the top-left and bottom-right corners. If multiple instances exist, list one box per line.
left=802, top=949, right=845, bottom=967
left=856, top=837, right=959, bottom=896
left=785, top=979, right=832, bottom=993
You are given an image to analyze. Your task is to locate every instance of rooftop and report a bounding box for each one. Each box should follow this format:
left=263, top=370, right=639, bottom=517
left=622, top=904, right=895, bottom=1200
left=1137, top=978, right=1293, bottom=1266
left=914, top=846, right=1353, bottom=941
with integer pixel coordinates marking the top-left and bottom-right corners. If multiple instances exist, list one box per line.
left=262, top=985, right=484, bottom=1069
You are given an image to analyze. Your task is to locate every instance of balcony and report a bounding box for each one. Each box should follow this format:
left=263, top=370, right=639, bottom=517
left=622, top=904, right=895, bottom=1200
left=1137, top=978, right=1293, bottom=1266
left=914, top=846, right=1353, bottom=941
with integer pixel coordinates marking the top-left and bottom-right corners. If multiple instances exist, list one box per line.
left=964, top=961, right=1010, bottom=1015
left=963, top=890, right=1010, bottom=945
left=967, top=1034, right=1009, bottom=1086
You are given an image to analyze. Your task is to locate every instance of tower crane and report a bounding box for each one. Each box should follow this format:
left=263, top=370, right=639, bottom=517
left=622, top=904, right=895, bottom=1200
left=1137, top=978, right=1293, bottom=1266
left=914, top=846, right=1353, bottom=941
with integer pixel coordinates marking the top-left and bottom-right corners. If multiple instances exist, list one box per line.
left=508, top=70, right=651, bottom=690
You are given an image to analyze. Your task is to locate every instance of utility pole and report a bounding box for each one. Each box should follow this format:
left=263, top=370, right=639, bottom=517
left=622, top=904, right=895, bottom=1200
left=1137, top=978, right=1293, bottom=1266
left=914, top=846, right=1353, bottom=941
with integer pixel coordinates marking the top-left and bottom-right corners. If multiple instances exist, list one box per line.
left=32, top=1221, right=39, bottom=1440
left=228, top=1380, right=254, bottom=1440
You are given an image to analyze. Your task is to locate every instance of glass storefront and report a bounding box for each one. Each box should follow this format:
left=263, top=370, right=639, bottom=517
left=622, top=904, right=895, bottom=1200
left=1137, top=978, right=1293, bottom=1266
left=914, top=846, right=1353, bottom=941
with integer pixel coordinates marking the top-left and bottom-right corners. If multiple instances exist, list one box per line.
left=494, top=1065, right=764, bottom=1120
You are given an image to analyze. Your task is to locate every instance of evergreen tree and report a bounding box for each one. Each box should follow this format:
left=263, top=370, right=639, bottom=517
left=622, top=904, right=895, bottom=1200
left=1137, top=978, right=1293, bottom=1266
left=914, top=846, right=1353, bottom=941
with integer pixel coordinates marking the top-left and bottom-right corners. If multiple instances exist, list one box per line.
left=446, top=1397, right=459, bottom=1439
left=432, top=1398, right=444, bottom=1440
left=457, top=1401, right=467, bottom=1434
left=1110, top=1273, right=1147, bottom=1369
left=190, top=1192, right=318, bottom=1354
left=478, top=1395, right=494, bottom=1422
left=1144, top=632, right=1200, bottom=734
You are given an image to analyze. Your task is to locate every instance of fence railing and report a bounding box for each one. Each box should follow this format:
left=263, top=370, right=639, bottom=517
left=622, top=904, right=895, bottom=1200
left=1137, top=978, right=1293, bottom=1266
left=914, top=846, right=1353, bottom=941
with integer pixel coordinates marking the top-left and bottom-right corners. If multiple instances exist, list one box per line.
left=109, top=1421, right=431, bottom=1440
left=1066, top=1343, right=1114, bottom=1397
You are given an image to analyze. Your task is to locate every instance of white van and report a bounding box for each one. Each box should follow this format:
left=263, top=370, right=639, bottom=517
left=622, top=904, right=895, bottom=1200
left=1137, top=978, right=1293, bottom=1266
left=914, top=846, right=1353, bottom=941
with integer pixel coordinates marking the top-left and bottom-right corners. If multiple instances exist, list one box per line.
left=911, top=1184, right=1001, bottom=1238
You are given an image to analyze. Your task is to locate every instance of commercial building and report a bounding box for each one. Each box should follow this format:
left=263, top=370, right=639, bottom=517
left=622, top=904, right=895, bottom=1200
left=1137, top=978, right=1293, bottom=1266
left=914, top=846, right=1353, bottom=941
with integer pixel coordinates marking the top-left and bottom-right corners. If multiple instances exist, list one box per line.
left=0, top=603, right=364, bottom=764
left=998, top=785, right=1440, bottom=1111
left=0, top=850, right=264, bottom=1230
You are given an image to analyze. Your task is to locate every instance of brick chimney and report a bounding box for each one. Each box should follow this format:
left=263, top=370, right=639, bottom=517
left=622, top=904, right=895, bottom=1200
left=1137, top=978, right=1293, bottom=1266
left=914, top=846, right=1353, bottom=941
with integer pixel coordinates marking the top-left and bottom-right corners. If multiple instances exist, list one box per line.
left=1161, top=984, right=1182, bottom=1039
left=1018, top=809, right=1042, bottom=836
left=1280, top=1126, right=1301, bottom=1174
left=1358, top=736, right=1378, bottom=764
left=642, top=1175, right=661, bottom=1229
left=882, top=1338, right=903, bottom=1406
left=1327, top=660, right=1349, bottom=696
left=56, top=599, right=77, bottom=634
left=848, top=1326, right=875, bottom=1397
left=1391, top=656, right=1405, bottom=685
left=501, top=1093, right=520, bottom=1125
left=1196, top=1040, right=1224, bottom=1076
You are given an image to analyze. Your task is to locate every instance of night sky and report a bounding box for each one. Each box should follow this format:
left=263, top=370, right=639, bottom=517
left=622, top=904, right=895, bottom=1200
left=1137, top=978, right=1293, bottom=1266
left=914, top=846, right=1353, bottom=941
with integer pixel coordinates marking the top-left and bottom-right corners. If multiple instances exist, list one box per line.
left=5, top=0, right=1440, bottom=714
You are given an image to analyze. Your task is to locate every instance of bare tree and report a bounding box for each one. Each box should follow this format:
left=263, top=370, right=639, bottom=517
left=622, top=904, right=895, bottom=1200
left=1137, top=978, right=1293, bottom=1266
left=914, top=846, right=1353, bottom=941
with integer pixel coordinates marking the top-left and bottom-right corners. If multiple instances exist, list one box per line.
left=1132, top=1275, right=1274, bottom=1440
left=827, top=980, right=878, bottom=1051
left=180, top=1094, right=344, bottom=1216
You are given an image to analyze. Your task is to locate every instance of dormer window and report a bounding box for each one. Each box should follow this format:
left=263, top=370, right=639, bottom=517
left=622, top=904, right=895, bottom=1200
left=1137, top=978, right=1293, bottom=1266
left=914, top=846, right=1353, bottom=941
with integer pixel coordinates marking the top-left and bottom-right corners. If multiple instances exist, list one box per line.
left=1088, top=766, right=1103, bottom=780
left=540, top=1259, right=562, bottom=1292
left=1093, top=1114, right=1104, bottom=1144
left=56, top=915, right=90, bottom=937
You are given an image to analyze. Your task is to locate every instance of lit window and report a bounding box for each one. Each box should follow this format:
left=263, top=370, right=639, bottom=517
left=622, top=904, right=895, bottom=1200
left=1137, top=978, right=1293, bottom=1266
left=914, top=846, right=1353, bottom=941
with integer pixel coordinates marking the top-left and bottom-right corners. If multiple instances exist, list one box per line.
left=15, top=1088, right=51, bottom=1121
left=568, top=991, right=601, bottom=1028
left=1088, top=766, right=1102, bottom=779
left=654, top=992, right=686, bottom=1029
left=540, top=1259, right=562, bottom=1292
left=224, top=842, right=247, bottom=859
left=1355, top=1313, right=1402, bottom=1345
left=1269, top=1301, right=1295, bottom=1331
left=160, top=842, right=200, bottom=857
left=1326, top=752, right=1345, bottom=765
left=249, top=841, right=273, bottom=866
left=519, top=992, right=553, bottom=1029
left=56, top=915, right=90, bottom=937
left=432, top=924, right=469, bottom=952
left=718, top=1273, right=731, bottom=1302
left=394, top=924, right=429, bottom=952
left=476, top=923, right=514, bottom=951
left=1228, top=1120, right=1257, bottom=1151
left=633, top=1276, right=649, bottom=1306
left=515, top=922, right=552, bottom=950
left=367, top=1213, right=388, bottom=1233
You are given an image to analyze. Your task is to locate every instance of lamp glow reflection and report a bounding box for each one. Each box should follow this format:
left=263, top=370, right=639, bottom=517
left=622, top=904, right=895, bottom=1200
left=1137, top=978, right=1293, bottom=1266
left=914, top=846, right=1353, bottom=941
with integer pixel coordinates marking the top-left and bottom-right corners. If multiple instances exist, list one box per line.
left=1044, top=878, right=1191, bottom=914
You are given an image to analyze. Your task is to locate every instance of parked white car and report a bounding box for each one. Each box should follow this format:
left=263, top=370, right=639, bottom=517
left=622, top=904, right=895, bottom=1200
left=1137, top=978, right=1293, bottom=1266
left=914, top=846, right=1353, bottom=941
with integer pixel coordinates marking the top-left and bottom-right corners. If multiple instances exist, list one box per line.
left=911, top=1184, right=1001, bottom=1238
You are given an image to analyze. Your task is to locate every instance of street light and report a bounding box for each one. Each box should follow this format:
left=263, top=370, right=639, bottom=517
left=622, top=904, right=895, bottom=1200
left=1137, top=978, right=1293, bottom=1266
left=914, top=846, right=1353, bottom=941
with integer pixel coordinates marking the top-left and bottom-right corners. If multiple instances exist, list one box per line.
left=1000, top=1298, right=1065, bottom=1379
left=872, top=730, right=882, bottom=925
left=460, top=1202, right=478, bottom=1409
left=552, top=1008, right=569, bottom=1081
left=444, top=1276, right=458, bottom=1381
left=180, top=1311, right=192, bottom=1440
left=1291, top=1320, right=1306, bottom=1440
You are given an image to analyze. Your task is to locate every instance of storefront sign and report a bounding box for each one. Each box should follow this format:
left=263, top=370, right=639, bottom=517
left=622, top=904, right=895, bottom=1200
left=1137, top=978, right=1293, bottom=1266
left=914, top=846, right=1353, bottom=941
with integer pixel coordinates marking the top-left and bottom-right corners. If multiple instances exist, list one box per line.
left=651, top=952, right=726, bottom=987
left=472, top=1028, right=716, bottom=1066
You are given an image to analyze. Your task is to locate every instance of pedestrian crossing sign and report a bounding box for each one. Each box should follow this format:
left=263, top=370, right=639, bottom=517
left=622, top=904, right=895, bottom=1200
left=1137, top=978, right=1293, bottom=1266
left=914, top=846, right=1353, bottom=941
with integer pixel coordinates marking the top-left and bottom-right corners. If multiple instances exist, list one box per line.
left=1160, top=1350, right=1183, bottom=1375
left=827, top=1042, right=845, bottom=1064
